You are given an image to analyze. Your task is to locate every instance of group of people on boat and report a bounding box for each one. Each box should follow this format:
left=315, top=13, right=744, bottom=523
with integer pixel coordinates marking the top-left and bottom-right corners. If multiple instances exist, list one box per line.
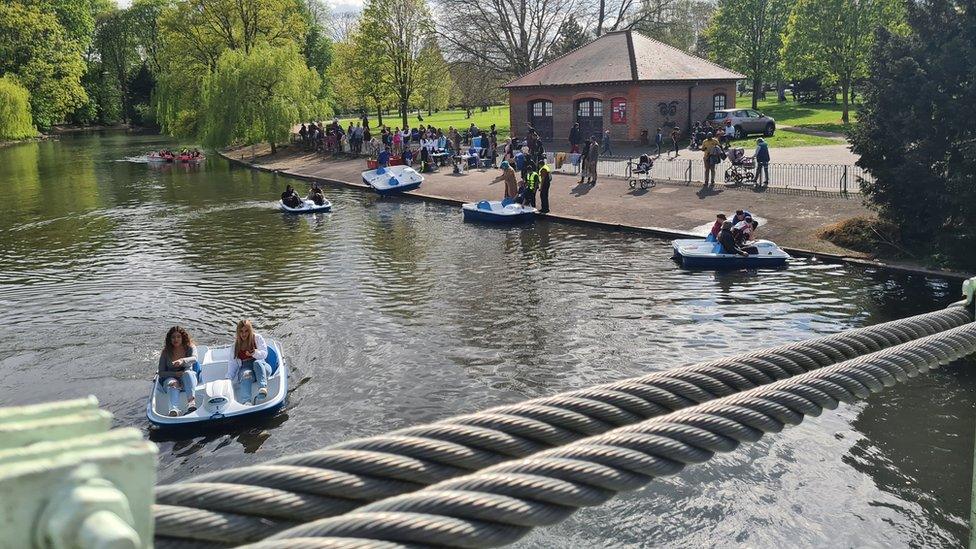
left=151, top=148, right=203, bottom=160
left=280, top=183, right=326, bottom=208
left=156, top=320, right=271, bottom=416
left=708, top=210, right=760, bottom=256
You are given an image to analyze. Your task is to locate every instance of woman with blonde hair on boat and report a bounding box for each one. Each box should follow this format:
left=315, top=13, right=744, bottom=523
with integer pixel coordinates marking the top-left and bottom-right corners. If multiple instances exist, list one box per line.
left=157, top=326, right=199, bottom=416
left=226, top=320, right=270, bottom=404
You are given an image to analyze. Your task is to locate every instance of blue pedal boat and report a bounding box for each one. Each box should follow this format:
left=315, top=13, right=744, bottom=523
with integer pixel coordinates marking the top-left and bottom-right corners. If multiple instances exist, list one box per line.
left=461, top=198, right=536, bottom=223
left=146, top=340, right=288, bottom=429
left=362, top=165, right=423, bottom=195
left=672, top=239, right=790, bottom=269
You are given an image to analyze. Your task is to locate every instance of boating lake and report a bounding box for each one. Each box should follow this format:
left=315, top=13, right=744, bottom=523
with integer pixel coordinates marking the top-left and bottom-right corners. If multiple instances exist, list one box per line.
left=1, top=132, right=973, bottom=547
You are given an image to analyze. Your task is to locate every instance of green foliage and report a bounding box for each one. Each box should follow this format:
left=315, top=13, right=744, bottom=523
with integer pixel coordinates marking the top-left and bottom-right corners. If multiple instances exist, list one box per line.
left=780, top=0, right=904, bottom=122
left=549, top=16, right=589, bottom=60
left=0, top=76, right=37, bottom=140
left=414, top=43, right=453, bottom=115
left=358, top=0, right=434, bottom=128
left=200, top=43, right=323, bottom=152
left=156, top=0, right=310, bottom=137
left=0, top=1, right=90, bottom=128
left=705, top=0, right=790, bottom=109
left=850, top=0, right=976, bottom=268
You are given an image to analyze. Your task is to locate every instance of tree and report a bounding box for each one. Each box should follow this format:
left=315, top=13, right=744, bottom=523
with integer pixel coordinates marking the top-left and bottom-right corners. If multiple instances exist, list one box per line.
left=780, top=0, right=904, bottom=123
left=328, top=34, right=392, bottom=123
left=0, top=76, right=36, bottom=139
left=0, top=1, right=89, bottom=128
left=434, top=0, right=581, bottom=77
left=637, top=0, right=716, bottom=52
left=414, top=43, right=453, bottom=116
left=549, top=16, right=590, bottom=60
left=449, top=62, right=506, bottom=112
left=358, top=0, right=432, bottom=128
left=704, top=0, right=790, bottom=109
left=850, top=0, right=976, bottom=268
left=200, top=43, right=323, bottom=153
left=155, top=0, right=309, bottom=137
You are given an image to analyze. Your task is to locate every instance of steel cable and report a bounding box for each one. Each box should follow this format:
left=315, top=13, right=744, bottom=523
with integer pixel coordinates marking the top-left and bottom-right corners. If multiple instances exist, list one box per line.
left=153, top=305, right=972, bottom=545
left=251, top=322, right=976, bottom=548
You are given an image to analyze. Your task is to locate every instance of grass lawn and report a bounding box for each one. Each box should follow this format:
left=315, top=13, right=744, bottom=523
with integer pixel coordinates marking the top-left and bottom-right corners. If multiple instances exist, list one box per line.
left=337, top=103, right=838, bottom=148
left=338, top=106, right=510, bottom=137
left=751, top=96, right=859, bottom=135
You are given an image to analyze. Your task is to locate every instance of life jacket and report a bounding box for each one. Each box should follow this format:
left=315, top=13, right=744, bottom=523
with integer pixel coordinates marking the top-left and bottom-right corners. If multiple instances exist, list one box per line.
left=526, top=171, right=540, bottom=191
left=539, top=164, right=551, bottom=184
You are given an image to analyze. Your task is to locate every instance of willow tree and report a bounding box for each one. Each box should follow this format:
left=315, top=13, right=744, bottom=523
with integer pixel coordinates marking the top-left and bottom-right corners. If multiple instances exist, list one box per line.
left=155, top=0, right=309, bottom=137
left=780, top=0, right=905, bottom=123
left=358, top=0, right=433, bottom=128
left=200, top=43, right=322, bottom=153
left=0, top=76, right=36, bottom=139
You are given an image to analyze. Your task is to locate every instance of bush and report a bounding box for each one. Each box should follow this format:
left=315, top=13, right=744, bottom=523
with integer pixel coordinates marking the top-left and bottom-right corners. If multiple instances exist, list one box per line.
left=0, top=76, right=37, bottom=139
left=818, top=217, right=901, bottom=255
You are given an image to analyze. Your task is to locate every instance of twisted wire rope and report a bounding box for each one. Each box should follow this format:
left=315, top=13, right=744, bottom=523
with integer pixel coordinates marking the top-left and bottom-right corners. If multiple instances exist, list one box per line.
left=249, top=321, right=976, bottom=548
left=153, top=305, right=972, bottom=545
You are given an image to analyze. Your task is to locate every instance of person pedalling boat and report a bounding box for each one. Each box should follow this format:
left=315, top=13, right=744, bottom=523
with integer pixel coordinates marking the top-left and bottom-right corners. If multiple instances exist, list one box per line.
left=156, top=326, right=199, bottom=416
left=226, top=320, right=271, bottom=405
left=305, top=183, right=326, bottom=206
left=717, top=221, right=758, bottom=256
left=281, top=185, right=303, bottom=208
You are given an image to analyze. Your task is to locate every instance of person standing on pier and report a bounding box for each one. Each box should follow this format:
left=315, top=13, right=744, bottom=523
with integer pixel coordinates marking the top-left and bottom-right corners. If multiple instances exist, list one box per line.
left=538, top=160, right=552, bottom=214
left=586, top=136, right=600, bottom=185
left=569, top=123, right=581, bottom=154
left=495, top=160, right=518, bottom=200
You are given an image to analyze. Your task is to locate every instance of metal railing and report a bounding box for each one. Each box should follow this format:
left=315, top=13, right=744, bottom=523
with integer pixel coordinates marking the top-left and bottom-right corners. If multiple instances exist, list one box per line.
left=549, top=153, right=871, bottom=195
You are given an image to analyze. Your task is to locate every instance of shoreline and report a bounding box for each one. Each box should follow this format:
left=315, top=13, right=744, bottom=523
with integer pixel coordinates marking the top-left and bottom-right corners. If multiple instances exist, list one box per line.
left=219, top=147, right=973, bottom=281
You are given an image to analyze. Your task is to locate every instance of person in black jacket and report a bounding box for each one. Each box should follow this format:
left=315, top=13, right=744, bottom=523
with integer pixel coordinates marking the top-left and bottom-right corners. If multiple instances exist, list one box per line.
left=569, top=123, right=581, bottom=153
left=718, top=221, right=748, bottom=256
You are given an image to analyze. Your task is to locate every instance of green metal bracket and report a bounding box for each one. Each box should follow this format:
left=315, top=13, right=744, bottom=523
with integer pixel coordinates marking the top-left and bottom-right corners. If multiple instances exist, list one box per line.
left=963, top=276, right=976, bottom=307
left=0, top=397, right=157, bottom=548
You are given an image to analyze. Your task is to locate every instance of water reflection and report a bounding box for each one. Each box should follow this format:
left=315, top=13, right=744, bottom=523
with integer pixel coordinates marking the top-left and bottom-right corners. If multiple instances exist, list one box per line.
left=0, top=133, right=971, bottom=547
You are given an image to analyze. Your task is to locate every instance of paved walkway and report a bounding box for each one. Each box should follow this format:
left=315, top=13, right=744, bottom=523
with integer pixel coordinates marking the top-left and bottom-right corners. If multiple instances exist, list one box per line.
left=228, top=144, right=873, bottom=258
left=604, top=142, right=857, bottom=165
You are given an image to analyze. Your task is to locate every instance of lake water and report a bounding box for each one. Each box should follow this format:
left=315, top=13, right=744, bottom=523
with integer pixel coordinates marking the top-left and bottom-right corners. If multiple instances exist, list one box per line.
left=0, top=132, right=972, bottom=547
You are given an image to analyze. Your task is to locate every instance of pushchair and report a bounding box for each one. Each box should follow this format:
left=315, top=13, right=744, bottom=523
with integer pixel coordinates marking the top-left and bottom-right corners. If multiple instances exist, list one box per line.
left=723, top=148, right=756, bottom=186
left=628, top=154, right=655, bottom=189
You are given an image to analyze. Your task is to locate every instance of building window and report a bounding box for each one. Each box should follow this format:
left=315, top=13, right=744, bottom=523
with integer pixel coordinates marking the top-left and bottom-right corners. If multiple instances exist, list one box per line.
left=713, top=93, right=727, bottom=110
left=610, top=98, right=627, bottom=124
left=577, top=99, right=603, bottom=117
left=531, top=100, right=552, bottom=117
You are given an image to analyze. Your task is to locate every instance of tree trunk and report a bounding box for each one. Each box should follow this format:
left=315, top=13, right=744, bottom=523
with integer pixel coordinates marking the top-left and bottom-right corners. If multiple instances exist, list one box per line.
left=776, top=80, right=786, bottom=102
left=752, top=78, right=761, bottom=109
left=376, top=101, right=383, bottom=127
left=400, top=98, right=408, bottom=129
left=270, top=142, right=277, bottom=154
left=841, top=79, right=850, bottom=124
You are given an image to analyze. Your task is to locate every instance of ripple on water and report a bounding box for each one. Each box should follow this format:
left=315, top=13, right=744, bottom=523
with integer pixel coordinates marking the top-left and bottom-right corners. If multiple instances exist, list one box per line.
left=0, top=134, right=971, bottom=547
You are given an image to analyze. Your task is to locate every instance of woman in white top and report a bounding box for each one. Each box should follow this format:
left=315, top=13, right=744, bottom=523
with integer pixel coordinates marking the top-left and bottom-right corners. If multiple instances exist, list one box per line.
left=225, top=319, right=270, bottom=404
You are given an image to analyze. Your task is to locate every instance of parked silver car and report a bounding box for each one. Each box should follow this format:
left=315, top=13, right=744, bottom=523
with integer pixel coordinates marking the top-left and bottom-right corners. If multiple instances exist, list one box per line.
left=705, top=108, right=776, bottom=139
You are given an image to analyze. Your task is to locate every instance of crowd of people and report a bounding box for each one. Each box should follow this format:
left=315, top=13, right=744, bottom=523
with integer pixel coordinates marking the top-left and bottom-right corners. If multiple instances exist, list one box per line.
left=155, top=320, right=271, bottom=416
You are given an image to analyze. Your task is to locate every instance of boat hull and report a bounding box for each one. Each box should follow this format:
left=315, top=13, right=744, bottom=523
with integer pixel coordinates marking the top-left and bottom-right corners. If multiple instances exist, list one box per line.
left=674, top=239, right=790, bottom=270
left=362, top=165, right=424, bottom=195
left=461, top=200, right=536, bottom=223
left=280, top=199, right=332, bottom=213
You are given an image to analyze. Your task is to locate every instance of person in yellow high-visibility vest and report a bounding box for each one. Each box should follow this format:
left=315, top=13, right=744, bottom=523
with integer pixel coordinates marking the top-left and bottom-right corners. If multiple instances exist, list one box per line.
left=538, top=160, right=552, bottom=214
left=524, top=164, right=540, bottom=209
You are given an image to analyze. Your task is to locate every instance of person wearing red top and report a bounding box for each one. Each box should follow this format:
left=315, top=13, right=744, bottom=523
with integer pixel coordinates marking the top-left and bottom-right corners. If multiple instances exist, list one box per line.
left=225, top=319, right=270, bottom=404
left=708, top=213, right=727, bottom=242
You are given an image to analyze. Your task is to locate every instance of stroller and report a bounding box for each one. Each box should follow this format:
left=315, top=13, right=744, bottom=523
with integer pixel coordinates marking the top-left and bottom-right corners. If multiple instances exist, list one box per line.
left=723, top=147, right=756, bottom=186
left=628, top=154, right=655, bottom=189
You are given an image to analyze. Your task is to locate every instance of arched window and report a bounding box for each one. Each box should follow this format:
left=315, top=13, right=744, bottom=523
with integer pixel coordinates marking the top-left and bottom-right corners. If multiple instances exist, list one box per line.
left=528, top=100, right=553, bottom=140
left=713, top=93, right=727, bottom=110
left=575, top=98, right=603, bottom=140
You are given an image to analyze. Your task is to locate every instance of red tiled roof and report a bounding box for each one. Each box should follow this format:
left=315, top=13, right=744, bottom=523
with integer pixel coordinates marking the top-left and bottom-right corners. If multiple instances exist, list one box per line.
left=503, top=30, right=745, bottom=88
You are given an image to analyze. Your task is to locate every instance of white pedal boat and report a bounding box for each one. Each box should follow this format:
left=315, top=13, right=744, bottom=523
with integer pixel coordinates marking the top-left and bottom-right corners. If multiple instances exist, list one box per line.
left=672, top=239, right=790, bottom=269
left=146, top=340, right=287, bottom=428
left=461, top=199, right=536, bottom=223
left=362, top=165, right=423, bottom=195
left=280, top=198, right=332, bottom=213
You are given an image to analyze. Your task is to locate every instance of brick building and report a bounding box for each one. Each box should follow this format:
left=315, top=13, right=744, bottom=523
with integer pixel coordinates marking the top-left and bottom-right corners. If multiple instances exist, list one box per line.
left=503, top=30, right=744, bottom=147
